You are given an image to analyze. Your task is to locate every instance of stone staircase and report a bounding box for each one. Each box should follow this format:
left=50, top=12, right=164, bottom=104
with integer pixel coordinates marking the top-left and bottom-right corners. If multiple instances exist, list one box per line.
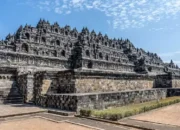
left=0, top=87, right=24, bottom=104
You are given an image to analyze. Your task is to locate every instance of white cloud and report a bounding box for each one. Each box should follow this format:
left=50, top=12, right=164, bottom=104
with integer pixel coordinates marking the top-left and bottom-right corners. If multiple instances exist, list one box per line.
left=39, top=1, right=50, bottom=5
left=66, top=10, right=71, bottom=14
left=55, top=7, right=62, bottom=14
left=22, top=0, right=180, bottom=30
left=71, top=0, right=84, bottom=4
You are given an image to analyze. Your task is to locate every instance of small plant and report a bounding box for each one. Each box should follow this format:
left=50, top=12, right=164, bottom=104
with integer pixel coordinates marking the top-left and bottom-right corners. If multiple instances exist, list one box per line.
left=80, top=109, right=92, bottom=117
left=108, top=113, right=122, bottom=121
left=124, top=111, right=133, bottom=117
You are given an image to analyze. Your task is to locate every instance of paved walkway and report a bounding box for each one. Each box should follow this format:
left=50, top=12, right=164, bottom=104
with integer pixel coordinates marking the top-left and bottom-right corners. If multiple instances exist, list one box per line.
left=0, top=104, right=140, bottom=130
left=121, top=103, right=180, bottom=130
left=0, top=104, right=46, bottom=117
left=0, top=117, right=94, bottom=130
left=3, top=103, right=180, bottom=130
left=37, top=113, right=140, bottom=130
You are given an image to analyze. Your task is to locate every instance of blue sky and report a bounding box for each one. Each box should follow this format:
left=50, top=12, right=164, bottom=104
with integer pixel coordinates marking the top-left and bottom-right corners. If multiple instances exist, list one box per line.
left=1, top=0, right=180, bottom=65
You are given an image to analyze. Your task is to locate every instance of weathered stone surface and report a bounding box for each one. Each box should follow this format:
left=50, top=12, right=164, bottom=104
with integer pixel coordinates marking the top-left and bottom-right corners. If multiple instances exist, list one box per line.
left=41, top=80, right=52, bottom=94
left=17, top=74, right=27, bottom=102
left=55, top=70, right=156, bottom=93
left=35, top=88, right=169, bottom=111
left=75, top=79, right=154, bottom=93
left=0, top=19, right=180, bottom=74
left=0, top=69, right=22, bottom=104
left=155, top=74, right=180, bottom=88
left=167, top=88, right=180, bottom=97
left=172, top=80, right=180, bottom=88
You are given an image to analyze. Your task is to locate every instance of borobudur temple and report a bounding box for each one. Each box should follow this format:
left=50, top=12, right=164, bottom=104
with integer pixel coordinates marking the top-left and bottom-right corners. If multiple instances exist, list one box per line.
left=0, top=19, right=180, bottom=112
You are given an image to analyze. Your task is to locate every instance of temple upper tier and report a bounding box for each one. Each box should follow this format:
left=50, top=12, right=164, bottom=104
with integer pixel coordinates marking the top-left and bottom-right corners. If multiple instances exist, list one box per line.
left=0, top=19, right=179, bottom=75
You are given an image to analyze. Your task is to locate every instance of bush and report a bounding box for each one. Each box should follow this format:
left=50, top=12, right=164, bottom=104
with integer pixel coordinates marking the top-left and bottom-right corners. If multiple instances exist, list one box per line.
left=80, top=97, right=180, bottom=121
left=124, top=111, right=133, bottom=117
left=139, top=108, right=144, bottom=113
left=102, top=113, right=108, bottom=119
left=80, top=109, right=92, bottom=117
left=144, top=106, right=151, bottom=112
left=169, top=101, right=174, bottom=105
left=108, top=113, right=122, bottom=121
left=161, top=102, right=169, bottom=107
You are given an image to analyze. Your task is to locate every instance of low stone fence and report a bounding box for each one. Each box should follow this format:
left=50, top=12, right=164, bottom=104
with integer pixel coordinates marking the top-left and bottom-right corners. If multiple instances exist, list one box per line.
left=34, top=88, right=180, bottom=112
left=76, top=88, right=167, bottom=111
left=35, top=94, right=78, bottom=111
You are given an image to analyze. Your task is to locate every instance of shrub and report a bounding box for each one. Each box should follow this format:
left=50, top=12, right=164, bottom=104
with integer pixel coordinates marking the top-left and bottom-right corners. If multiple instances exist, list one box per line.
left=102, top=112, right=108, bottom=119
left=124, top=111, right=133, bottom=117
left=80, top=97, right=180, bottom=121
left=80, top=109, right=92, bottom=117
left=108, top=113, right=122, bottom=121
left=161, top=102, right=169, bottom=107
left=144, top=106, right=151, bottom=112
left=157, top=103, right=161, bottom=108
left=139, top=107, right=145, bottom=113
left=174, top=99, right=180, bottom=103
left=169, top=100, right=174, bottom=105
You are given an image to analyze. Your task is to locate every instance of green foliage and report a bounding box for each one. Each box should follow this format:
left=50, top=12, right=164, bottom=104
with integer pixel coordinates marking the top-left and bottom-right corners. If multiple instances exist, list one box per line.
left=108, top=113, right=122, bottom=121
left=124, top=111, right=133, bottom=117
left=80, top=109, right=92, bottom=117
left=80, top=97, right=180, bottom=121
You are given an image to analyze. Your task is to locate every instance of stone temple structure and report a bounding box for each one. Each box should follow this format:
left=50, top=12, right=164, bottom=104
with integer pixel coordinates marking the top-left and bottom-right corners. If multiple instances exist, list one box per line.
left=0, top=19, right=180, bottom=111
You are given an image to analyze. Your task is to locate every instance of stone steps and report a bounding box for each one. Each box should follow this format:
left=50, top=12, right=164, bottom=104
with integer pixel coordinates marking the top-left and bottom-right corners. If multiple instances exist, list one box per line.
left=0, top=85, right=23, bottom=104
left=0, top=88, right=21, bottom=97
left=0, top=92, right=23, bottom=104
left=0, top=98, right=24, bottom=104
left=2, top=99, right=24, bottom=104
left=0, top=87, right=19, bottom=94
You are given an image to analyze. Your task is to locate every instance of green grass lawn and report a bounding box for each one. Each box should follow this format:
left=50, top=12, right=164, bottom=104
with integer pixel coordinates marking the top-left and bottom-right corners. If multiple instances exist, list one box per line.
left=80, top=96, right=180, bottom=121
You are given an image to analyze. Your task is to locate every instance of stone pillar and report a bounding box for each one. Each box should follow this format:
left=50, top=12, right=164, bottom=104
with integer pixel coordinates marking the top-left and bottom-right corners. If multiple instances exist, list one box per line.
left=26, top=74, right=34, bottom=103
left=17, top=67, right=36, bottom=104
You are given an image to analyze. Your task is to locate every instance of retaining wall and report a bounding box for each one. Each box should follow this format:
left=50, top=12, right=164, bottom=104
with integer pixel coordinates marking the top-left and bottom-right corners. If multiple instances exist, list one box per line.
left=34, top=88, right=177, bottom=112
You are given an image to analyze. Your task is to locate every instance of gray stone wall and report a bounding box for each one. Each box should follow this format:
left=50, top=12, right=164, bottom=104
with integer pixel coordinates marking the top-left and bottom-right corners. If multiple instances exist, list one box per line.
left=33, top=70, right=180, bottom=112
left=17, top=74, right=35, bottom=103
left=154, top=74, right=172, bottom=88
left=0, top=51, right=69, bottom=69
left=155, top=74, right=180, bottom=88
left=17, top=74, right=27, bottom=102
left=34, top=71, right=59, bottom=103
left=0, top=73, right=19, bottom=103
left=76, top=88, right=167, bottom=111
left=172, top=80, right=180, bottom=88
left=26, top=74, right=34, bottom=103
left=0, top=74, right=17, bottom=96
left=56, top=70, right=156, bottom=93
left=56, top=71, right=76, bottom=93
left=75, top=79, right=154, bottom=93
left=167, top=88, right=180, bottom=97
left=35, top=94, right=77, bottom=111
left=35, top=88, right=168, bottom=112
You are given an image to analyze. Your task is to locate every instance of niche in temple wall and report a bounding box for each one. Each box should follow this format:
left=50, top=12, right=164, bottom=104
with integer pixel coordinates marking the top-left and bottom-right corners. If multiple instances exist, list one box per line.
left=21, top=43, right=29, bottom=53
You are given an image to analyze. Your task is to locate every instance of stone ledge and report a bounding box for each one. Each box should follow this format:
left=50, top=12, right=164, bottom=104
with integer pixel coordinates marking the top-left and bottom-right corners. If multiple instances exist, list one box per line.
left=46, top=88, right=167, bottom=96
